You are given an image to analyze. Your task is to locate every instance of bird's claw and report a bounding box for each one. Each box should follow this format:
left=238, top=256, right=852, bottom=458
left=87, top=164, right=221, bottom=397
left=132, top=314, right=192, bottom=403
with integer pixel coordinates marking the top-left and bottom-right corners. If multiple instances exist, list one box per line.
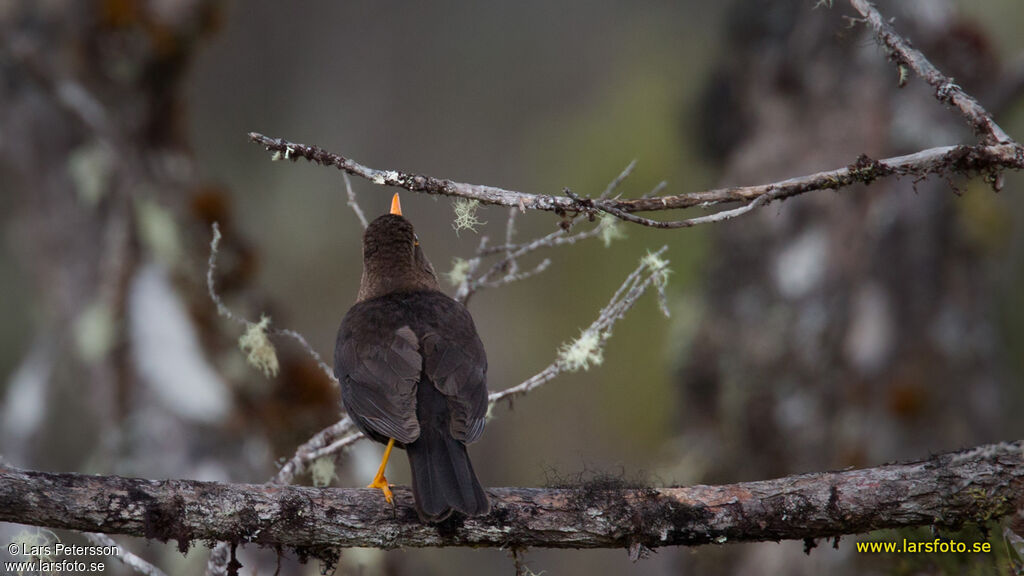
left=367, top=474, right=394, bottom=504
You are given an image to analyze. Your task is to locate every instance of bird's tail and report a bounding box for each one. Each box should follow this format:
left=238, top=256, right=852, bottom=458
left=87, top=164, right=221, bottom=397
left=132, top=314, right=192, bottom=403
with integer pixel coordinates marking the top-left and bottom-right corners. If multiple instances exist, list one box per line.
left=406, top=423, right=489, bottom=522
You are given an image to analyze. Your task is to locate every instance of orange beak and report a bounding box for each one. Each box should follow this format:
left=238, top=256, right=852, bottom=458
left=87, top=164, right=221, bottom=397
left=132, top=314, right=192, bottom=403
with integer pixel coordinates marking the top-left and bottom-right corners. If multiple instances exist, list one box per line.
left=390, top=193, right=402, bottom=216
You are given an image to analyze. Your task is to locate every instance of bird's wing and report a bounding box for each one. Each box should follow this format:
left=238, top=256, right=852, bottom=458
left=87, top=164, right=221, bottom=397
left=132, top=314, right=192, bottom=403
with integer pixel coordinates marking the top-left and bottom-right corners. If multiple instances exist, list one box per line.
left=336, top=325, right=422, bottom=444
left=422, top=327, right=488, bottom=444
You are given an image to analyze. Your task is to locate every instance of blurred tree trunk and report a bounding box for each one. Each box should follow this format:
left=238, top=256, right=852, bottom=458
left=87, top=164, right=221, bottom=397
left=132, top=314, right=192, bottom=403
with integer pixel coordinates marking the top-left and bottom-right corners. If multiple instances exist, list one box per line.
left=1, top=3, right=332, bottom=573
left=678, top=0, right=1011, bottom=572
left=1, top=0, right=224, bottom=471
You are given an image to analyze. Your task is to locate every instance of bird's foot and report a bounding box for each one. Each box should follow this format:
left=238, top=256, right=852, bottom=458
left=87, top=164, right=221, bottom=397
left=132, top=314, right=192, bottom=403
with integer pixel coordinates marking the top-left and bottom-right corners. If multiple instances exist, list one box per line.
left=367, top=474, right=394, bottom=504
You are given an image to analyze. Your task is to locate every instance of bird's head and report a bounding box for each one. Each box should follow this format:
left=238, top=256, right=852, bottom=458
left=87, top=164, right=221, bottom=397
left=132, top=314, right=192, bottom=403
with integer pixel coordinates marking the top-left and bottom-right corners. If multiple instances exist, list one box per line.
left=357, top=193, right=440, bottom=301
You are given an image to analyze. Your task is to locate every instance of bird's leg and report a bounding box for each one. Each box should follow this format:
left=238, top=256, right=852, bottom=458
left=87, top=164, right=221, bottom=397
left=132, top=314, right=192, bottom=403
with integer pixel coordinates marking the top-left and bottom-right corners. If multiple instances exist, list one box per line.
left=367, top=438, right=395, bottom=503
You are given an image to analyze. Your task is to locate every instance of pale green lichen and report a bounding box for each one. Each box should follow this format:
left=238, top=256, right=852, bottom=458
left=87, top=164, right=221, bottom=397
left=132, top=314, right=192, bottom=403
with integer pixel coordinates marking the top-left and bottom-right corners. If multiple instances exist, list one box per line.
left=136, top=197, right=182, bottom=266
left=898, top=64, right=909, bottom=88
left=74, top=301, right=116, bottom=363
left=643, top=250, right=671, bottom=288
left=271, top=147, right=294, bottom=161
left=10, top=528, right=60, bottom=570
left=310, top=456, right=337, bottom=488
left=642, top=250, right=672, bottom=317
left=68, top=143, right=113, bottom=206
left=599, top=213, right=626, bottom=248
left=557, top=329, right=605, bottom=372
left=642, top=250, right=669, bottom=273
left=446, top=258, right=472, bottom=287
left=452, top=199, right=485, bottom=234
left=239, top=315, right=279, bottom=378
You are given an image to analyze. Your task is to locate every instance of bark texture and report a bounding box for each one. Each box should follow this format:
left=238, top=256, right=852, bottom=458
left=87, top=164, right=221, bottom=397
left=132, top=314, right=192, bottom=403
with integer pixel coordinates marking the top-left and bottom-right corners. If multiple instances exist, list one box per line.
left=677, top=1, right=1021, bottom=572
left=682, top=0, right=1012, bottom=487
left=2, top=441, right=1022, bottom=552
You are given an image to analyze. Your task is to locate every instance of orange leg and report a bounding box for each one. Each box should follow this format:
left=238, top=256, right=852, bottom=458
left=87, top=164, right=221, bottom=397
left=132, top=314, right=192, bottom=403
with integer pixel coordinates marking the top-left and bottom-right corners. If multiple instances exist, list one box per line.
left=367, top=438, right=395, bottom=504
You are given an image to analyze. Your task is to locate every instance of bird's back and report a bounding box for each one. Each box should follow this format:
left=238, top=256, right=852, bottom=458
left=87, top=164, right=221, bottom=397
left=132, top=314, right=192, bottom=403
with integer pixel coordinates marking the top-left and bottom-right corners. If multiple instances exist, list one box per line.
left=334, top=289, right=490, bottom=521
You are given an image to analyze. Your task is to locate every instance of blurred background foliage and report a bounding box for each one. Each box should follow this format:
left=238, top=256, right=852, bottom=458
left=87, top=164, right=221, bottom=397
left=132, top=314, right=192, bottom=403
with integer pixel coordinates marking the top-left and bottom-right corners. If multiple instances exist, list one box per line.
left=1, top=0, right=1023, bottom=574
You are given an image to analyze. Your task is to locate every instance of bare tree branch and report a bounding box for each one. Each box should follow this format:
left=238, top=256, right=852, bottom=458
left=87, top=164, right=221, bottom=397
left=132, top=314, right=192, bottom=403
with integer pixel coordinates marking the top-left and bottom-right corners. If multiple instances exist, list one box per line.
left=272, top=418, right=356, bottom=486
left=3, top=441, right=1022, bottom=551
left=83, top=533, right=168, bottom=576
left=343, top=173, right=369, bottom=229
left=848, top=0, right=1013, bottom=145
left=208, top=223, right=337, bottom=384
left=247, top=1, right=1024, bottom=228
left=248, top=135, right=1023, bottom=229
left=490, top=246, right=670, bottom=405
left=599, top=159, right=637, bottom=200
left=206, top=224, right=247, bottom=328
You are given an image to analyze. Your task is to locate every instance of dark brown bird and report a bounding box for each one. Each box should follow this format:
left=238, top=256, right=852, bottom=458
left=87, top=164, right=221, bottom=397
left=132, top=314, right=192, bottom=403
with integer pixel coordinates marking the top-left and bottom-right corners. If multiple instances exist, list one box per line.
left=334, top=194, right=490, bottom=522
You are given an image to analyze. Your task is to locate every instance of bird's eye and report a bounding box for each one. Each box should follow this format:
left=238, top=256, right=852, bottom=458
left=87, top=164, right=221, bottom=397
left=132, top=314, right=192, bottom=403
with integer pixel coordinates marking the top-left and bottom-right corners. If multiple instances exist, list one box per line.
left=413, top=234, right=420, bottom=247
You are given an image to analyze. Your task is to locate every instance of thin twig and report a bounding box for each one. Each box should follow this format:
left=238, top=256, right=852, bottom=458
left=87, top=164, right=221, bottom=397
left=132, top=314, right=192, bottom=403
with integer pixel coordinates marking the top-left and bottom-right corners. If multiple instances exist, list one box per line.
left=480, top=223, right=609, bottom=256
left=84, top=533, right=168, bottom=576
left=490, top=246, right=668, bottom=405
left=207, top=224, right=246, bottom=327
left=597, top=195, right=770, bottom=229
left=510, top=548, right=534, bottom=576
left=600, top=159, right=637, bottom=199
left=458, top=214, right=620, bottom=303
left=504, top=207, right=520, bottom=276
left=480, top=259, right=552, bottom=289
left=209, top=224, right=338, bottom=385
left=272, top=417, right=356, bottom=486
left=305, top=430, right=365, bottom=462
left=274, top=328, right=336, bottom=385
left=641, top=180, right=668, bottom=199
left=344, top=173, right=369, bottom=229
left=848, top=0, right=1013, bottom=144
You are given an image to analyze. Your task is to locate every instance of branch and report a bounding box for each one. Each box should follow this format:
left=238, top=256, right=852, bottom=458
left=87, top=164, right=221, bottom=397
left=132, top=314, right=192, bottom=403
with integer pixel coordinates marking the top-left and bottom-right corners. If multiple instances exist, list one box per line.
left=847, top=0, right=1013, bottom=145
left=249, top=133, right=1023, bottom=228
left=83, top=533, right=168, bottom=576
left=454, top=209, right=622, bottom=303
left=246, top=3, right=1024, bottom=227
left=343, top=173, right=369, bottom=229
left=3, top=442, right=1022, bottom=551
left=491, top=246, right=670, bottom=404
left=207, top=223, right=336, bottom=383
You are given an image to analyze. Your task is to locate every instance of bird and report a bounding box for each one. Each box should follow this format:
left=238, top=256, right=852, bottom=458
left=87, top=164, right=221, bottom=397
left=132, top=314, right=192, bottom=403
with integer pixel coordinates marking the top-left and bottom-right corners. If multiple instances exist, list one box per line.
left=334, top=193, right=490, bottom=522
